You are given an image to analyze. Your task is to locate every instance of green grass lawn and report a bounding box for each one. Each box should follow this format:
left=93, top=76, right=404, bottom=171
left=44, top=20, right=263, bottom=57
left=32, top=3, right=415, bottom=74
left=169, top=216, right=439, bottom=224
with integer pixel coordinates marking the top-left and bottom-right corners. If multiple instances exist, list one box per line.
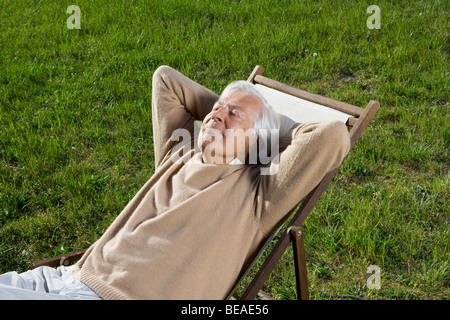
left=0, top=0, right=448, bottom=299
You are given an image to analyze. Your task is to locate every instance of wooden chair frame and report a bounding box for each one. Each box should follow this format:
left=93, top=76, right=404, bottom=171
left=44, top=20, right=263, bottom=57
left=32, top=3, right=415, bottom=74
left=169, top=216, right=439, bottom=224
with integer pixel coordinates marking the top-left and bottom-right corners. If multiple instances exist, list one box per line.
left=33, top=65, right=380, bottom=300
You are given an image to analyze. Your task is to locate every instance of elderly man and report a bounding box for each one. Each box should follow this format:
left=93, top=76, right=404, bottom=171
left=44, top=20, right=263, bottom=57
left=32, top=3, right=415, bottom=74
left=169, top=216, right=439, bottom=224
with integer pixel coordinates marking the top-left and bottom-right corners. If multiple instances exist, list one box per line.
left=0, top=66, right=350, bottom=300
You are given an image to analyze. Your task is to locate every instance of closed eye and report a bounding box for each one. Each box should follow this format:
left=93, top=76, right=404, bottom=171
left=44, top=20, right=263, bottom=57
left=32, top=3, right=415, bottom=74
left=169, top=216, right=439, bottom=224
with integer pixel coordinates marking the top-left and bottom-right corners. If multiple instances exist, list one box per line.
left=230, top=108, right=244, bottom=119
left=212, top=102, right=223, bottom=111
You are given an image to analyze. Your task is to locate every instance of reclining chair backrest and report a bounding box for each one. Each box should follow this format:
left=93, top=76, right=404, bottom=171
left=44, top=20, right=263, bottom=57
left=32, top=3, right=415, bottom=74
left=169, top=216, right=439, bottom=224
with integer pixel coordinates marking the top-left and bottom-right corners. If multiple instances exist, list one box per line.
left=255, top=83, right=351, bottom=124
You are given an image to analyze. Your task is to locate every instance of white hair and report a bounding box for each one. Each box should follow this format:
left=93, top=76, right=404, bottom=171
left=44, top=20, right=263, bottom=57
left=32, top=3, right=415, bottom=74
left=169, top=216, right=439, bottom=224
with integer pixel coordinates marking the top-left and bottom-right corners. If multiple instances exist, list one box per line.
left=220, top=80, right=280, bottom=163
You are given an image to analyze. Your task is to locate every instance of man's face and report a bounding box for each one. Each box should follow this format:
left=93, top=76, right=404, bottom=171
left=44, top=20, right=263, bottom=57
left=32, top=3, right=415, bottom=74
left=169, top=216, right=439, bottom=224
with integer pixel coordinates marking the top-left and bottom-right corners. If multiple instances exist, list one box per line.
left=198, top=91, right=263, bottom=164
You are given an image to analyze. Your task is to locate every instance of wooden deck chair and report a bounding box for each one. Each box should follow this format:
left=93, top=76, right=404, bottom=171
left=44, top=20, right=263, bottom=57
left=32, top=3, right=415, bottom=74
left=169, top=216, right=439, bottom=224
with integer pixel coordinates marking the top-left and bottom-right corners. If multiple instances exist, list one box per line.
left=33, top=65, right=379, bottom=300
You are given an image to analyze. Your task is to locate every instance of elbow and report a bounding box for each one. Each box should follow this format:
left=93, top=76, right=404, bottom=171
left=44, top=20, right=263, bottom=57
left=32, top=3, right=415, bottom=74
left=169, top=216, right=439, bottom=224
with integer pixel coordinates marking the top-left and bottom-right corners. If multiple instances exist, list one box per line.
left=152, top=65, right=174, bottom=88
left=323, top=120, right=351, bottom=168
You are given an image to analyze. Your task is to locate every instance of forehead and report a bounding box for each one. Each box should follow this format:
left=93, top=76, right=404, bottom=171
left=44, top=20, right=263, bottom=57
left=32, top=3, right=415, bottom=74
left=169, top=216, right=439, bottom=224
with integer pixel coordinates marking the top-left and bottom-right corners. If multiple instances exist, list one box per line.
left=220, top=91, right=263, bottom=116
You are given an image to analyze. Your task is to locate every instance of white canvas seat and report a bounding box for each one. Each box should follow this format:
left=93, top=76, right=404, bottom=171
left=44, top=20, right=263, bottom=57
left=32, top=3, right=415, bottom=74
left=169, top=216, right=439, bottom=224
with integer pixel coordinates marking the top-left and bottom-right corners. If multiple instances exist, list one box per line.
left=255, top=84, right=351, bottom=124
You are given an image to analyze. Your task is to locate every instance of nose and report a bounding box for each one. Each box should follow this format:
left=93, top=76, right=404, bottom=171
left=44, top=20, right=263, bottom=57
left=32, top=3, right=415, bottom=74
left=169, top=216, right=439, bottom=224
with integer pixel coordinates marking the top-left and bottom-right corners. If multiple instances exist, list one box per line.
left=211, top=107, right=226, bottom=123
left=212, top=114, right=222, bottom=123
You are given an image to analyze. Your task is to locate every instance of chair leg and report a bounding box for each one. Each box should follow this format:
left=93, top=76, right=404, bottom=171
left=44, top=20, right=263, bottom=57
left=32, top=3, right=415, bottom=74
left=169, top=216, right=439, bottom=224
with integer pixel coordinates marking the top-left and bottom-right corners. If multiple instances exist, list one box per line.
left=289, top=226, right=309, bottom=300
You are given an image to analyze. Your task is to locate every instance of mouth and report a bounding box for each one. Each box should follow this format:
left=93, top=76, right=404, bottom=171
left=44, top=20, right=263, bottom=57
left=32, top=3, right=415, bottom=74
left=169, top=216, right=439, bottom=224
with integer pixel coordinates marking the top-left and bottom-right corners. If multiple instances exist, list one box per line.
left=202, top=118, right=224, bottom=136
left=202, top=127, right=223, bottom=142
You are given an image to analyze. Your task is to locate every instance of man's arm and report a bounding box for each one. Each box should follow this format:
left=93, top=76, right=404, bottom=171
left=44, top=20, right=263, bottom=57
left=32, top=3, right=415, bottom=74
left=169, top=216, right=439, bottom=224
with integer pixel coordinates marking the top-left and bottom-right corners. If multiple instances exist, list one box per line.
left=151, top=66, right=218, bottom=169
left=256, top=120, right=351, bottom=235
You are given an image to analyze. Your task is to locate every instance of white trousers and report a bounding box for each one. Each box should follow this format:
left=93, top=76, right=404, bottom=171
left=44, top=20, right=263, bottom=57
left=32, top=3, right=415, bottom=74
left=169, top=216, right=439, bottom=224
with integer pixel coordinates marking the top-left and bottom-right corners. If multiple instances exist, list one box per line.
left=0, top=266, right=102, bottom=300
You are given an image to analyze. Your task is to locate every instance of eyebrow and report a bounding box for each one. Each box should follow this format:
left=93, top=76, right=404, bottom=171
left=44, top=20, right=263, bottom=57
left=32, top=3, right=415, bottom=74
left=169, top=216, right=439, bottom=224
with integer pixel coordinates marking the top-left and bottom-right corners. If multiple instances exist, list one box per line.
left=229, top=104, right=242, bottom=110
left=216, top=101, right=244, bottom=112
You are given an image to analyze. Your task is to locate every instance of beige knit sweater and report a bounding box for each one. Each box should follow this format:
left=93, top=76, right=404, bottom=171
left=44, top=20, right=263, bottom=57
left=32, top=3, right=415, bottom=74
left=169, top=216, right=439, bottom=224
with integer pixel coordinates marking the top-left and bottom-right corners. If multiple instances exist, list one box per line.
left=68, top=66, right=350, bottom=300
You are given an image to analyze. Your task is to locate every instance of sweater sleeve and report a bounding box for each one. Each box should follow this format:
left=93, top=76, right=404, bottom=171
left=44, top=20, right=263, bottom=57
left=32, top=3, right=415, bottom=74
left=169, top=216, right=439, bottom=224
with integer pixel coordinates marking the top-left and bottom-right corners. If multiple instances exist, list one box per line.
left=151, top=66, right=218, bottom=169
left=256, top=120, right=351, bottom=235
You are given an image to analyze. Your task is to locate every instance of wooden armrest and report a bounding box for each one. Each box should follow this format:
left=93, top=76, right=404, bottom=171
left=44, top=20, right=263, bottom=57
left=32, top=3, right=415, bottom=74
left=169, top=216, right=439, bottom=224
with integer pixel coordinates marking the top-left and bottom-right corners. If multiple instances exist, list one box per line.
left=32, top=249, right=87, bottom=268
